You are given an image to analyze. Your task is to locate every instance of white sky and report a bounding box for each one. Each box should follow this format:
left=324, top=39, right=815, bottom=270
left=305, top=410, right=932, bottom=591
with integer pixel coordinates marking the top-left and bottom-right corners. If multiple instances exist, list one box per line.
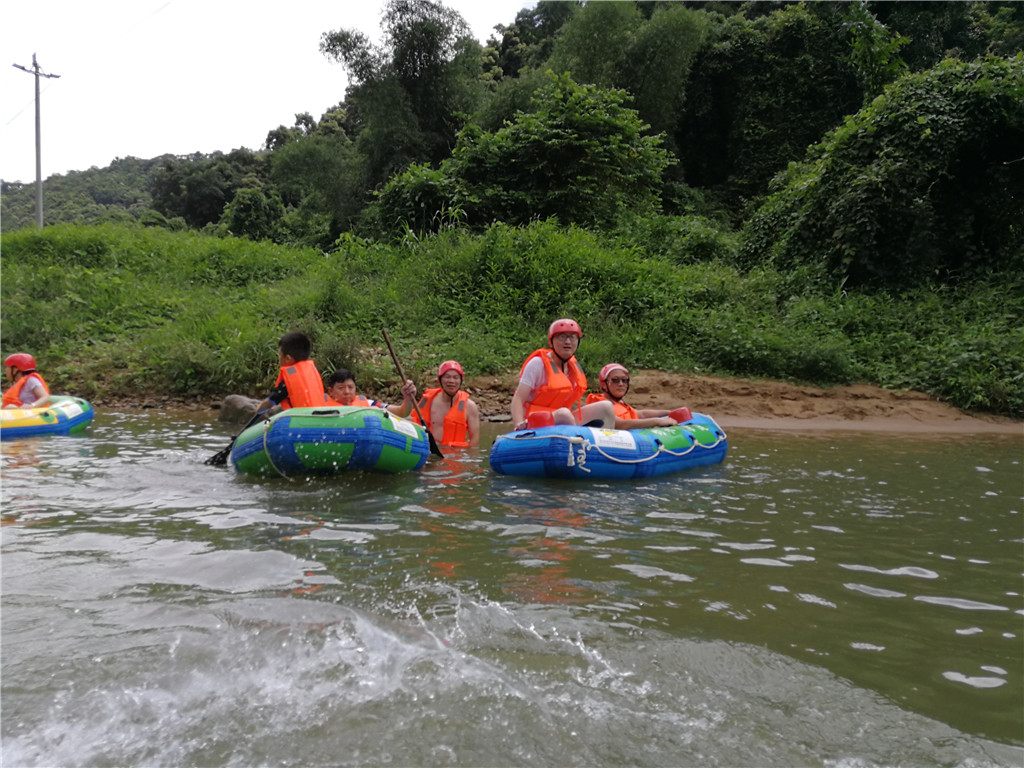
left=0, top=0, right=532, bottom=184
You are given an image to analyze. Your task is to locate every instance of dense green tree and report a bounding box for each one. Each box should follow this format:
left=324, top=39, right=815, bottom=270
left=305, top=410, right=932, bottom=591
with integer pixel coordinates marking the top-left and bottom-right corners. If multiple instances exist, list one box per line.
left=270, top=131, right=364, bottom=242
left=488, top=1, right=578, bottom=79
left=320, top=0, right=486, bottom=189
left=150, top=149, right=267, bottom=229
left=372, top=72, right=674, bottom=234
left=677, top=3, right=864, bottom=216
left=741, top=56, right=1024, bottom=287
left=866, top=1, right=996, bottom=71
left=547, top=2, right=709, bottom=154
left=972, top=2, right=1024, bottom=57
left=219, top=181, right=285, bottom=242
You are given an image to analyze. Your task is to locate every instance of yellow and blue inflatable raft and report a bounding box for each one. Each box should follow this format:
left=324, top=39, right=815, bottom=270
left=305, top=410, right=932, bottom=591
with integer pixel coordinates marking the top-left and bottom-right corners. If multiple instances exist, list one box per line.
left=0, top=395, right=95, bottom=440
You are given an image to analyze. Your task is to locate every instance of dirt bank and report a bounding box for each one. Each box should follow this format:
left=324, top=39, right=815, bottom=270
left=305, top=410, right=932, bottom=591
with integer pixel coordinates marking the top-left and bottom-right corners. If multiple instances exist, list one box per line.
left=93, top=371, right=1021, bottom=435
left=462, top=370, right=1022, bottom=435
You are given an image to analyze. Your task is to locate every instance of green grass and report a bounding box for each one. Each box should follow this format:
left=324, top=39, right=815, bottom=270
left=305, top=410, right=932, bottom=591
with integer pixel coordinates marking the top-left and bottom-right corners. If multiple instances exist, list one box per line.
left=2, top=221, right=1021, bottom=417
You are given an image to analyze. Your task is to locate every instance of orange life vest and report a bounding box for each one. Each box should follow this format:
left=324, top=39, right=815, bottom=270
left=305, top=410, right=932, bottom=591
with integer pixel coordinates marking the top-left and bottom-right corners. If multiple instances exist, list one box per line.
left=2, top=372, right=49, bottom=408
left=325, top=394, right=376, bottom=408
left=519, top=348, right=587, bottom=419
left=412, top=388, right=471, bottom=448
left=274, top=359, right=329, bottom=410
left=585, top=392, right=638, bottom=421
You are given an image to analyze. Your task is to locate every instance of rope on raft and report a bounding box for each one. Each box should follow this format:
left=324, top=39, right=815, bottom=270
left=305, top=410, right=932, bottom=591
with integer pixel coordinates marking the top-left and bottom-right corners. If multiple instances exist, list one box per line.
left=258, top=407, right=421, bottom=480
left=495, top=424, right=728, bottom=474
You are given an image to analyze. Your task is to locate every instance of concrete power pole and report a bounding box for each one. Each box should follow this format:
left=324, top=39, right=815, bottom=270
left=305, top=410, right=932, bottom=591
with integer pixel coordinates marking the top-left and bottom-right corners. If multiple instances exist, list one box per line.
left=12, top=53, right=61, bottom=228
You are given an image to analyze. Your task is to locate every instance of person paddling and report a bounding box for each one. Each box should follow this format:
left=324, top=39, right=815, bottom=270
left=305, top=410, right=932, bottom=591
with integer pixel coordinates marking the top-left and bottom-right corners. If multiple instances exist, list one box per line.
left=509, top=318, right=615, bottom=431
left=254, top=332, right=331, bottom=414
left=2, top=353, right=50, bottom=410
left=411, top=360, right=480, bottom=448
left=586, top=364, right=683, bottom=430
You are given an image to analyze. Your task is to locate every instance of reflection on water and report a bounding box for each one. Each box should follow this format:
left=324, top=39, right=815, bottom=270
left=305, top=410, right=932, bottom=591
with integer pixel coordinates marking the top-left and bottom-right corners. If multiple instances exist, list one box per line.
left=2, top=412, right=1022, bottom=767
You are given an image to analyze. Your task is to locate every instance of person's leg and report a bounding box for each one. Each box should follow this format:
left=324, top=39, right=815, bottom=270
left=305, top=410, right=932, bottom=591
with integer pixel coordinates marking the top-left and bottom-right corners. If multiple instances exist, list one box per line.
left=578, top=400, right=615, bottom=429
left=552, top=407, right=576, bottom=426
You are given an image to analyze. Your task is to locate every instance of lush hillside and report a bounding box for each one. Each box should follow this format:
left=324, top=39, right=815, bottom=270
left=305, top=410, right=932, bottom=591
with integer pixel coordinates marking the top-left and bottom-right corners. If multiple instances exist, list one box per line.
left=2, top=3, right=1021, bottom=417
left=1, top=156, right=166, bottom=232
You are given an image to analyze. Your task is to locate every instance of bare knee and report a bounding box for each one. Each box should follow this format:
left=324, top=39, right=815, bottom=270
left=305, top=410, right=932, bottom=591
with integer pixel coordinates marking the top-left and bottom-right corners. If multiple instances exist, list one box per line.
left=552, top=408, right=576, bottom=426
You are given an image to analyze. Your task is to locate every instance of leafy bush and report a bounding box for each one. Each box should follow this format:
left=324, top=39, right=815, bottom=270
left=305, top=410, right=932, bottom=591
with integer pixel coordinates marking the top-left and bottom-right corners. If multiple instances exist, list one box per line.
left=2, top=221, right=1021, bottom=416
left=741, top=55, right=1024, bottom=287
left=372, top=73, right=674, bottom=236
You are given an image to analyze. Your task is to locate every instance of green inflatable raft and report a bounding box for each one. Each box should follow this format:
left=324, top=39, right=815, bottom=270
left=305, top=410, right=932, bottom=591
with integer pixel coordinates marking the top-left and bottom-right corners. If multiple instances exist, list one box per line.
left=229, top=405, right=431, bottom=478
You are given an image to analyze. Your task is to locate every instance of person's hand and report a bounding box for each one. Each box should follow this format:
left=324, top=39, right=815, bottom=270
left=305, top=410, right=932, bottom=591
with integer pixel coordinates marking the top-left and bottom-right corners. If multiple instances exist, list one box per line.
left=654, top=416, right=677, bottom=427
left=514, top=419, right=528, bottom=431
left=401, top=379, right=416, bottom=401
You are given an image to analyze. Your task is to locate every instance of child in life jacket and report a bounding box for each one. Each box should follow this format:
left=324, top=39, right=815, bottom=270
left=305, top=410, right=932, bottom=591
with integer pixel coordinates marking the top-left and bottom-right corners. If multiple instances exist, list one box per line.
left=256, top=332, right=330, bottom=413
left=586, top=363, right=688, bottom=430
left=2, top=353, right=50, bottom=410
left=325, top=368, right=416, bottom=417
left=411, top=360, right=480, bottom=448
left=510, top=318, right=615, bottom=431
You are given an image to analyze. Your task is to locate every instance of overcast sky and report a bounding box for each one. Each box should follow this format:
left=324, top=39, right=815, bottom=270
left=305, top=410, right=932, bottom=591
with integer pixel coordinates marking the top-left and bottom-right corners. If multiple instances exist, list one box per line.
left=1, top=0, right=532, bottom=184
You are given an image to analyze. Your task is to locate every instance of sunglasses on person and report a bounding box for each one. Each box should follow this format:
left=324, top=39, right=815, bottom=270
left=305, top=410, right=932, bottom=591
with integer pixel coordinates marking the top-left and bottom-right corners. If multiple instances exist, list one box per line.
left=608, top=377, right=630, bottom=384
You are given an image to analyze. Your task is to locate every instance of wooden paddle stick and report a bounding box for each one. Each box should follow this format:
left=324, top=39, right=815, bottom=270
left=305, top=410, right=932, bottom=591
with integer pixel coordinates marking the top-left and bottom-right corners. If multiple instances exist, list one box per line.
left=381, top=329, right=444, bottom=458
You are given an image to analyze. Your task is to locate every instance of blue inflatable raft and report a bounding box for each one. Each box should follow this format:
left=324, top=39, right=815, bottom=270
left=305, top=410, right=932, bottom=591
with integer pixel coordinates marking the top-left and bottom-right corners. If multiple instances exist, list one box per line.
left=489, top=412, right=727, bottom=480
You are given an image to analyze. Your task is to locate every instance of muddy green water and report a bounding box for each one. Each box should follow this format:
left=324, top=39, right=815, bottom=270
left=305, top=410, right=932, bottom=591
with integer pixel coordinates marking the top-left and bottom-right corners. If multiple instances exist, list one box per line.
left=2, top=412, right=1022, bottom=767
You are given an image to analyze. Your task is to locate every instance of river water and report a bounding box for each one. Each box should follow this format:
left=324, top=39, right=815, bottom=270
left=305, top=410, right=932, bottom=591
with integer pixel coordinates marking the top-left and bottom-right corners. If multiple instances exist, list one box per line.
left=2, top=412, right=1022, bottom=767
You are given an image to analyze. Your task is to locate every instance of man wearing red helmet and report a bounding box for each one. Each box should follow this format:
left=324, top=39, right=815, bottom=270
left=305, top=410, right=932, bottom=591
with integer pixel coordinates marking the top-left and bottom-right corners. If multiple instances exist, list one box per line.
left=586, top=363, right=684, bottom=430
left=2, top=353, right=50, bottom=410
left=411, top=360, right=480, bottom=448
left=510, top=318, right=615, bottom=431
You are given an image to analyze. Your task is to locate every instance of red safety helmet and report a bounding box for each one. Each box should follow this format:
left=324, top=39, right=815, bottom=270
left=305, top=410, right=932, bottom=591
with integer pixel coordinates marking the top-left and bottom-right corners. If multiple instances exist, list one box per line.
left=437, top=360, right=464, bottom=381
left=599, top=363, right=629, bottom=388
left=4, top=353, right=36, bottom=372
left=547, top=318, right=582, bottom=346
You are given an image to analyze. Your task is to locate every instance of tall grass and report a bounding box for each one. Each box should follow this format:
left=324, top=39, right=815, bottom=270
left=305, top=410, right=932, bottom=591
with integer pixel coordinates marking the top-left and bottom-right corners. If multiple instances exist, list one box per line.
left=2, top=221, right=1021, bottom=416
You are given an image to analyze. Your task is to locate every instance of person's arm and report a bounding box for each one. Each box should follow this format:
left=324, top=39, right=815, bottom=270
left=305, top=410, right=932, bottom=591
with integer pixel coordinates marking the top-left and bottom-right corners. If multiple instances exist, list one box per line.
left=466, top=398, right=480, bottom=447
left=387, top=379, right=416, bottom=417
left=615, top=415, right=677, bottom=430
left=635, top=408, right=670, bottom=419
left=22, top=379, right=49, bottom=409
left=256, top=381, right=288, bottom=413
left=510, top=381, right=532, bottom=431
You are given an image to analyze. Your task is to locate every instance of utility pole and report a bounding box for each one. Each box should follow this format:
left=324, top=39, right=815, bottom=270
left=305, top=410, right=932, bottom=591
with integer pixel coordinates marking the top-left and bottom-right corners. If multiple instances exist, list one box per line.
left=12, top=53, right=61, bottom=228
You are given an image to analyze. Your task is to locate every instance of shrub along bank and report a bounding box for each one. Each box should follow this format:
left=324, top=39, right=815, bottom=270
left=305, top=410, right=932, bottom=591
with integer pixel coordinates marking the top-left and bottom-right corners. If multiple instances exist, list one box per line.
left=1, top=221, right=1021, bottom=417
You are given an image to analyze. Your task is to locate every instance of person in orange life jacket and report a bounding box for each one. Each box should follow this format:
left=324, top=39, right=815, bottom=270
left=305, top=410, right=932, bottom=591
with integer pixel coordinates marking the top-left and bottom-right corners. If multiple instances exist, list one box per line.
left=255, top=332, right=330, bottom=414
left=586, top=363, right=680, bottom=430
left=325, top=368, right=416, bottom=417
left=411, top=360, right=480, bottom=448
left=509, top=318, right=615, bottom=431
left=2, top=353, right=50, bottom=410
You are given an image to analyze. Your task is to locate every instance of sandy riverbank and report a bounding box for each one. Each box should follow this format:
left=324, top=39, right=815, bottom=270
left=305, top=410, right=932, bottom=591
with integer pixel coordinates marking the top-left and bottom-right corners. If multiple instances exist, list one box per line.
left=92, top=370, right=1021, bottom=435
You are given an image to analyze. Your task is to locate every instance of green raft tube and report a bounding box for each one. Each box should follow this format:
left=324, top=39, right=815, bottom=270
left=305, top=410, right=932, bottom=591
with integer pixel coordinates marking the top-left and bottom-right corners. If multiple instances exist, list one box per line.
left=229, top=405, right=431, bottom=478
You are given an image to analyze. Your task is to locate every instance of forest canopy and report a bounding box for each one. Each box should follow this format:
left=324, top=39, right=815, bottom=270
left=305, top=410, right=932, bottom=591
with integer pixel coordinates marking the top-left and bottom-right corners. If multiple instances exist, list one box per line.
left=4, top=0, right=1021, bottom=287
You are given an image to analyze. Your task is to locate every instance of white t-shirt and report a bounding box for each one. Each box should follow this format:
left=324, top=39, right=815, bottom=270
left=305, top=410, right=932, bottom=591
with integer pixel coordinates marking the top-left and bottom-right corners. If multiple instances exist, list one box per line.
left=17, top=374, right=46, bottom=404
left=518, top=356, right=547, bottom=394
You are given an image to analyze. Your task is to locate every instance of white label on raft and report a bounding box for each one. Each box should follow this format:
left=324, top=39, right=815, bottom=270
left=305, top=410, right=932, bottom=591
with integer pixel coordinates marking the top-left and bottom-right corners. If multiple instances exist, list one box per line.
left=587, top=428, right=637, bottom=450
left=61, top=403, right=84, bottom=417
left=390, top=417, right=420, bottom=439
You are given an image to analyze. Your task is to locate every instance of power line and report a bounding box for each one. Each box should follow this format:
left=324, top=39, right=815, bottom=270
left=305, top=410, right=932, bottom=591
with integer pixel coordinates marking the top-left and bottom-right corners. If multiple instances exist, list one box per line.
left=12, top=53, right=61, bottom=227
